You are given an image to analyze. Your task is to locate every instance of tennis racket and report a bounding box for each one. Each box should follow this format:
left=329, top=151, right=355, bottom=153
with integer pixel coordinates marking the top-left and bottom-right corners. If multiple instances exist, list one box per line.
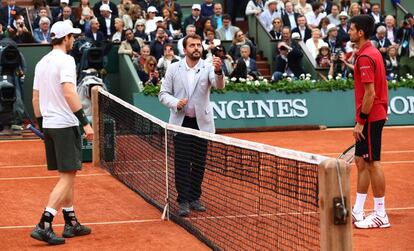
left=27, top=124, right=44, bottom=140
left=338, top=144, right=355, bottom=164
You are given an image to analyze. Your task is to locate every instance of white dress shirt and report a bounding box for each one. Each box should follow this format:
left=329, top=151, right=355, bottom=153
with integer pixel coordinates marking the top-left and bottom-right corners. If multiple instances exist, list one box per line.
left=184, top=60, right=201, bottom=117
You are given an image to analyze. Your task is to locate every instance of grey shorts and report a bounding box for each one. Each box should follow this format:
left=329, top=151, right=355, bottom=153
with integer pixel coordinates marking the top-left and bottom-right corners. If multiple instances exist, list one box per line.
left=43, top=126, right=82, bottom=172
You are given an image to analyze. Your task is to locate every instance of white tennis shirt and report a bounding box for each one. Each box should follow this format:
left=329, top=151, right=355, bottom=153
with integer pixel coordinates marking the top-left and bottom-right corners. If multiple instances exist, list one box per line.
left=33, top=49, right=79, bottom=128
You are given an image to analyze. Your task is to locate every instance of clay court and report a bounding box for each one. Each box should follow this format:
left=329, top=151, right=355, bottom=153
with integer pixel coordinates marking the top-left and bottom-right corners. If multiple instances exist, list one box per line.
left=0, top=126, right=413, bottom=250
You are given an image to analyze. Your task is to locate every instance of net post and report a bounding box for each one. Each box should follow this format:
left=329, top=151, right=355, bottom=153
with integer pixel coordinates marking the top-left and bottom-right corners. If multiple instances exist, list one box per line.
left=92, top=86, right=101, bottom=167
left=318, top=158, right=352, bottom=251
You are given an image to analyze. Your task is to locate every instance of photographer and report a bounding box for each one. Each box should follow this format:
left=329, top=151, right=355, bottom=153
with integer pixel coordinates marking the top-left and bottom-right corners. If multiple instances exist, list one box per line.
left=9, top=16, right=35, bottom=44
left=272, top=41, right=304, bottom=82
left=329, top=43, right=356, bottom=77
left=212, top=45, right=233, bottom=76
left=396, top=13, right=414, bottom=76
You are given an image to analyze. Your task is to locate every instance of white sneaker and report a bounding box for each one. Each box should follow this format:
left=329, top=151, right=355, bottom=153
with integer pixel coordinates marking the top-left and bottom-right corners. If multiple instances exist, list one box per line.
left=354, top=212, right=391, bottom=229
left=352, top=209, right=365, bottom=223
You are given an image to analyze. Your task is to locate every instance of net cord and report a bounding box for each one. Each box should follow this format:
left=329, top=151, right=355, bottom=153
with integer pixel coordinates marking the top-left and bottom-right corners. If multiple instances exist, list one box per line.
left=161, top=127, right=169, bottom=220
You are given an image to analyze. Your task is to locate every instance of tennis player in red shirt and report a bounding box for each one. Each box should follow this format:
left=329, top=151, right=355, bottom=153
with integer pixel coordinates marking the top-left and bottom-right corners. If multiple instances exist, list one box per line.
left=348, top=15, right=390, bottom=229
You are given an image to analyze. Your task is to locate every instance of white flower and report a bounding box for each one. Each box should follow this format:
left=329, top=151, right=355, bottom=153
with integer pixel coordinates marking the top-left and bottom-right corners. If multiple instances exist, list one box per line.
left=337, top=73, right=342, bottom=78
left=246, top=80, right=252, bottom=85
left=306, top=73, right=311, bottom=77
left=299, top=74, right=305, bottom=80
left=407, top=75, right=413, bottom=80
left=282, top=73, right=288, bottom=77
left=402, top=78, right=406, bottom=82
left=258, top=76, right=264, bottom=80
left=286, top=77, right=292, bottom=82
left=335, top=76, right=341, bottom=80
left=224, top=76, right=228, bottom=80
left=305, top=77, right=311, bottom=81
left=231, top=77, right=237, bottom=82
left=348, top=73, right=353, bottom=78
left=239, top=78, right=246, bottom=82
left=311, top=80, right=316, bottom=83
left=254, top=80, right=260, bottom=86
left=390, top=73, right=394, bottom=78
left=263, top=78, right=268, bottom=83
left=290, top=73, right=295, bottom=78
left=328, top=75, right=333, bottom=80
left=391, top=80, right=397, bottom=84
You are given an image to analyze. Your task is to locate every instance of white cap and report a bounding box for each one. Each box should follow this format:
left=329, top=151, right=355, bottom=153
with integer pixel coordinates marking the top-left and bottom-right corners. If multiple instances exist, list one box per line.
left=338, top=11, right=349, bottom=19
left=147, top=6, right=158, bottom=13
left=50, top=20, right=81, bottom=40
left=327, top=23, right=337, bottom=32
left=318, top=42, right=329, bottom=50
left=291, top=32, right=300, bottom=39
left=60, top=0, right=69, bottom=4
left=100, top=4, right=112, bottom=13
left=154, top=16, right=164, bottom=23
left=266, top=0, right=278, bottom=7
left=192, top=4, right=201, bottom=10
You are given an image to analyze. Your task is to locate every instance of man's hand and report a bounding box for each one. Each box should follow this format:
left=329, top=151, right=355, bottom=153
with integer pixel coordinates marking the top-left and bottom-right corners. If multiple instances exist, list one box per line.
left=177, top=99, right=187, bottom=110
left=353, top=123, right=365, bottom=142
left=212, top=55, right=222, bottom=72
left=83, top=124, right=94, bottom=141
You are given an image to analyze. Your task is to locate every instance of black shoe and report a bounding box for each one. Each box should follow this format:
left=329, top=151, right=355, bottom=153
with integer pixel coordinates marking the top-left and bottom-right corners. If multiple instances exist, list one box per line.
left=62, top=222, right=91, bottom=238
left=178, top=202, right=190, bottom=217
left=190, top=200, right=206, bottom=212
left=30, top=225, right=65, bottom=245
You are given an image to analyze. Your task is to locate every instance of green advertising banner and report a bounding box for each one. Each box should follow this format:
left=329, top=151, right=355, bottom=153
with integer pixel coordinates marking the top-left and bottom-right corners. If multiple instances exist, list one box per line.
left=133, top=88, right=414, bottom=129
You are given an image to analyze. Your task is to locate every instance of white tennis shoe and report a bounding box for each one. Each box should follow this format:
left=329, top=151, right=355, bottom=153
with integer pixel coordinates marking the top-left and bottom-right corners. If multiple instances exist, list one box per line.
left=354, top=212, right=391, bottom=229
left=352, top=209, right=365, bottom=223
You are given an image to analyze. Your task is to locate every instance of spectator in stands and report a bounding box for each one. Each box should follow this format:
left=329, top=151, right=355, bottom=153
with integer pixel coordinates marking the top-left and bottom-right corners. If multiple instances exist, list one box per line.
left=316, top=42, right=332, bottom=67
left=295, top=0, right=312, bottom=16
left=340, top=0, right=351, bottom=13
left=149, top=16, right=172, bottom=40
left=324, top=23, right=340, bottom=52
left=359, top=0, right=371, bottom=15
left=0, top=24, right=6, bottom=41
left=161, top=7, right=181, bottom=39
left=260, top=0, right=281, bottom=32
left=137, top=55, right=159, bottom=86
left=371, top=25, right=391, bottom=61
left=201, top=17, right=214, bottom=38
left=319, top=17, right=331, bottom=38
left=396, top=13, right=414, bottom=76
left=111, top=18, right=124, bottom=42
left=33, top=16, right=51, bottom=43
left=32, top=7, right=52, bottom=29
left=329, top=43, right=355, bottom=78
left=157, top=43, right=179, bottom=77
left=305, top=2, right=326, bottom=29
left=52, top=0, right=69, bottom=23
left=201, top=0, right=214, bottom=18
left=370, top=3, right=384, bottom=26
left=348, top=2, right=361, bottom=18
left=160, top=0, right=182, bottom=25
left=85, top=18, right=105, bottom=44
left=327, top=3, right=340, bottom=26
left=384, top=15, right=398, bottom=45
left=230, top=58, right=249, bottom=80
left=384, top=45, right=399, bottom=80
left=137, top=0, right=159, bottom=14
left=306, top=28, right=324, bottom=59
left=177, top=24, right=196, bottom=58
left=240, top=44, right=260, bottom=80
left=272, top=41, right=304, bottom=82
left=10, top=16, right=35, bottom=43
left=98, top=4, right=116, bottom=39
left=135, top=44, right=150, bottom=71
left=150, top=26, right=171, bottom=60
left=211, top=3, right=223, bottom=29
left=282, top=1, right=299, bottom=30
left=229, top=30, right=256, bottom=61
left=144, top=6, right=158, bottom=35
left=337, top=11, right=350, bottom=45
left=134, top=18, right=149, bottom=40
left=183, top=4, right=204, bottom=37
left=269, top=17, right=284, bottom=40
left=55, top=6, right=76, bottom=24
left=212, top=45, right=234, bottom=76
left=202, top=27, right=221, bottom=62
left=76, top=7, right=93, bottom=32
left=1, top=0, right=25, bottom=30
left=292, top=14, right=312, bottom=42
left=216, top=14, right=240, bottom=41
left=245, top=0, right=266, bottom=16
left=117, top=0, right=135, bottom=29
left=29, top=0, right=52, bottom=29
left=119, top=28, right=144, bottom=62
left=93, top=0, right=118, bottom=18
left=74, top=0, right=93, bottom=23
left=320, top=0, right=332, bottom=15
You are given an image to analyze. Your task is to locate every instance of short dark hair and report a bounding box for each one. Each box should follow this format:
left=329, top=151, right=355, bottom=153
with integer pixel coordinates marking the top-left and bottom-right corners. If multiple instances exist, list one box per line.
left=50, top=33, right=72, bottom=46
left=222, top=14, right=231, bottom=21
left=182, top=34, right=202, bottom=49
left=312, top=2, right=321, bottom=11
left=350, top=14, right=375, bottom=39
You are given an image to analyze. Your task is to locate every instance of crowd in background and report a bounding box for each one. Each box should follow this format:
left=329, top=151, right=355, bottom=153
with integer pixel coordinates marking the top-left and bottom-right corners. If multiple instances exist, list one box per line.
left=2, top=0, right=414, bottom=84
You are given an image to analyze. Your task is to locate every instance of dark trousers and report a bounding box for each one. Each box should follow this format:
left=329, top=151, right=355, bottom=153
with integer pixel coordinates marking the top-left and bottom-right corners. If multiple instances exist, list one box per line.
left=173, top=117, right=208, bottom=204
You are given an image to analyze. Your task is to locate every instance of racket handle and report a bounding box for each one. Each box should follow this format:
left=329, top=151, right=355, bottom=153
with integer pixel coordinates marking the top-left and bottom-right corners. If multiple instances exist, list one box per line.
left=27, top=124, right=44, bottom=140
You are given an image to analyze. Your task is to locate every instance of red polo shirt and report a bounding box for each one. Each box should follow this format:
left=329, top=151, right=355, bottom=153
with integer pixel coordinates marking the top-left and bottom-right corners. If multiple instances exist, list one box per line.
left=354, top=41, right=388, bottom=123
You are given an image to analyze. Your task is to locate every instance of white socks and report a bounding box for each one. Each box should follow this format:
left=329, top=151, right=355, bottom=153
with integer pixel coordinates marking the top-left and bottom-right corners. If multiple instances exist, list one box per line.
left=374, top=197, right=386, bottom=217
left=45, top=207, right=57, bottom=216
left=353, top=193, right=367, bottom=213
left=62, top=206, right=74, bottom=212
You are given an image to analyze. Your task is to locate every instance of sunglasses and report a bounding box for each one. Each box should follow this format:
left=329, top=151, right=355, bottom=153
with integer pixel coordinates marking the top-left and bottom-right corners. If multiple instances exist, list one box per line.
left=136, top=24, right=144, bottom=27
left=148, top=63, right=156, bottom=66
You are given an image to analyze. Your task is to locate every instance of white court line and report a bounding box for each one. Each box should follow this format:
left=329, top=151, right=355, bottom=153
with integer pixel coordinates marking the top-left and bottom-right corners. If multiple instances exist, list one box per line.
left=0, top=218, right=163, bottom=230
left=326, top=125, right=414, bottom=131
left=321, top=150, right=414, bottom=156
left=0, top=164, right=47, bottom=169
left=0, top=173, right=108, bottom=181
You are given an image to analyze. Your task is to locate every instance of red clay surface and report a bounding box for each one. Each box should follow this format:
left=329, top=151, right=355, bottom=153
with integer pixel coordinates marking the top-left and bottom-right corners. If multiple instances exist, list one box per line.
left=1, top=126, right=413, bottom=250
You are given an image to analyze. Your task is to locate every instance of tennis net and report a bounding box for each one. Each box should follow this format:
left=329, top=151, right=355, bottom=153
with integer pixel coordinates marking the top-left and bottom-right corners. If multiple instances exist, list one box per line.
left=95, top=89, right=331, bottom=250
